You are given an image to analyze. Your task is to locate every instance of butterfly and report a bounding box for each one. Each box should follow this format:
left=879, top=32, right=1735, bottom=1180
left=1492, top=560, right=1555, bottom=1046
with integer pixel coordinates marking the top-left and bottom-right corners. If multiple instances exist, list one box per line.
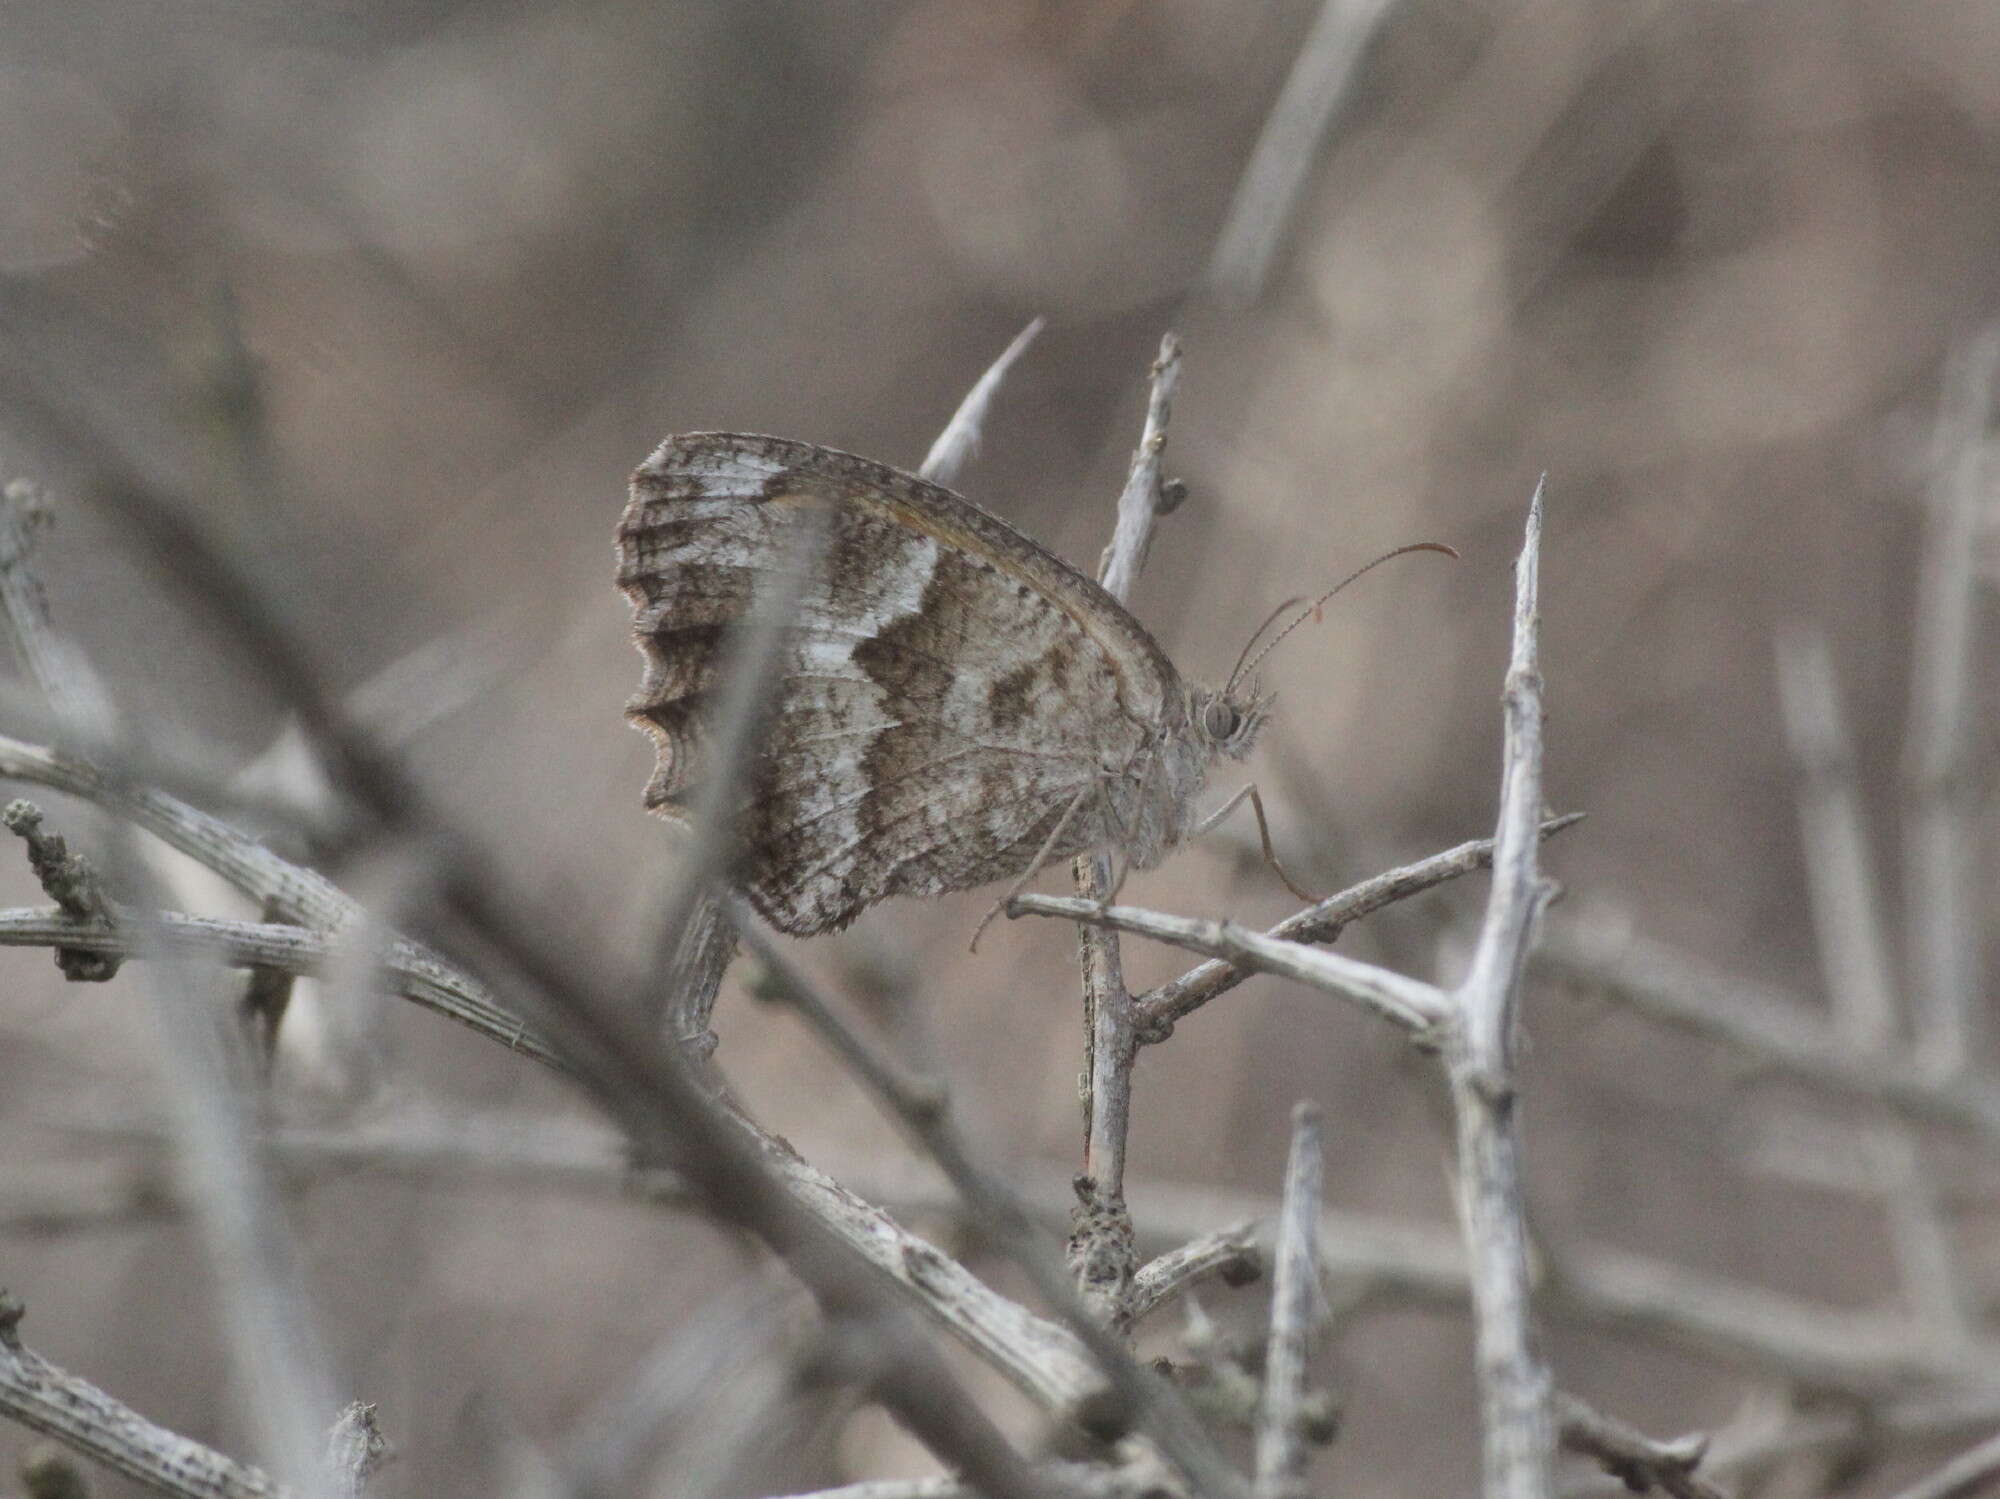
left=616, top=433, right=1355, bottom=938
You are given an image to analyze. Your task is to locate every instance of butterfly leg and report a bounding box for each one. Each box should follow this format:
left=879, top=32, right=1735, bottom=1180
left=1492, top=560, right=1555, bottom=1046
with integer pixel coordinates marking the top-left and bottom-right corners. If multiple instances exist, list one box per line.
left=969, top=783, right=1097, bottom=952
left=1194, top=783, right=1323, bottom=903
left=1092, top=777, right=1134, bottom=904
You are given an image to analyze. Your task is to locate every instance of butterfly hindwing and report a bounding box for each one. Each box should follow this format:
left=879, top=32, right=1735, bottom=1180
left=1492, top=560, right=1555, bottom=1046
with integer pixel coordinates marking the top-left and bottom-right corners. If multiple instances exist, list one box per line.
left=617, top=433, right=1184, bottom=934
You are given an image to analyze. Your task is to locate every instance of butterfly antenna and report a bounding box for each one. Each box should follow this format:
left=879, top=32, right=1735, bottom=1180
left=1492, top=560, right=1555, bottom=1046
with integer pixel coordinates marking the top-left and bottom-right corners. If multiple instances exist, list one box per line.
left=1229, top=542, right=1458, bottom=692
left=1224, top=595, right=1309, bottom=697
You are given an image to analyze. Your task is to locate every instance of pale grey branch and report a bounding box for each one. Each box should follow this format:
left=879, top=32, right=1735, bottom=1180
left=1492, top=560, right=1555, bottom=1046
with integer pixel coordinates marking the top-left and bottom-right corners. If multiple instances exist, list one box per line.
left=920, top=317, right=1045, bottom=487
left=1128, top=1221, right=1262, bottom=1325
left=0, top=903, right=561, bottom=1068
left=1773, top=627, right=1899, bottom=1047
left=1075, top=331, right=1186, bottom=1317
left=734, top=903, right=1249, bottom=1499
left=1775, top=627, right=1977, bottom=1347
left=1443, top=477, right=1555, bottom=1499
left=1252, top=1102, right=1325, bottom=1499
left=0, top=1290, right=281, bottom=1499
left=1009, top=894, right=1451, bottom=1037
left=1205, top=0, right=1398, bottom=304
left=1537, top=918, right=2000, bottom=1144
left=1554, top=1393, right=1722, bottom=1499
left=1133, top=815, right=1583, bottom=1037
left=1902, top=326, right=1999, bottom=1072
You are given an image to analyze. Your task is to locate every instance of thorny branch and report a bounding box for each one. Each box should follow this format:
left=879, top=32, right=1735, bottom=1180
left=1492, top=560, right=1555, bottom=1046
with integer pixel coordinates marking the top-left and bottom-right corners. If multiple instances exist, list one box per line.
left=735, top=900, right=1248, bottom=1497
left=1014, top=482, right=1562, bottom=1498
left=1251, top=1102, right=1325, bottom=1499
left=4, top=321, right=1993, bottom=1499
left=0, top=1291, right=382, bottom=1499
left=1073, top=331, right=1184, bottom=1322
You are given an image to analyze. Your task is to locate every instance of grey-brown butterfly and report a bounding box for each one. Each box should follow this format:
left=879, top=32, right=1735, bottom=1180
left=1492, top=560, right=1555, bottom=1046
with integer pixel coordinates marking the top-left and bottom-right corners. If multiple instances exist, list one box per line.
left=616, top=433, right=1432, bottom=937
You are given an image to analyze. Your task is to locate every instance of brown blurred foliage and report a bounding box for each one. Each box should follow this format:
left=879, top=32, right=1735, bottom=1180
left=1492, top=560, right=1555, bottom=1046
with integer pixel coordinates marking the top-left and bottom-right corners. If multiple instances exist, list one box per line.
left=0, top=1, right=1994, bottom=1495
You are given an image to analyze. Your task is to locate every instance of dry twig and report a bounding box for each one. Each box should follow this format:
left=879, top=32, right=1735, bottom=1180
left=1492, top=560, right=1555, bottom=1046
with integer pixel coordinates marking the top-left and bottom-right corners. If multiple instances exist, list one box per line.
left=1073, top=332, right=1184, bottom=1322
left=1252, top=1102, right=1326, bottom=1499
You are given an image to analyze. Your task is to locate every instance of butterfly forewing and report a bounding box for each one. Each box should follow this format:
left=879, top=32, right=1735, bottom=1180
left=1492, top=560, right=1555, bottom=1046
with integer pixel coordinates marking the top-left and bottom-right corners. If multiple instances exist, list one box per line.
left=617, top=434, right=1186, bottom=934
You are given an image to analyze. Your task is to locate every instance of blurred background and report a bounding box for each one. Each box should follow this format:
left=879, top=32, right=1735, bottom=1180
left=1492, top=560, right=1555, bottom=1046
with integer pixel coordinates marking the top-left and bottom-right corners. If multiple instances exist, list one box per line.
left=0, top=1, right=1995, bottom=1495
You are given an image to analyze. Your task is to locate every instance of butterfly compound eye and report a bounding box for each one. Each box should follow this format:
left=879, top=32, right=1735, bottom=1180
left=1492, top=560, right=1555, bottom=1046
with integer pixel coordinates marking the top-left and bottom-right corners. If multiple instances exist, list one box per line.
left=1203, top=700, right=1241, bottom=740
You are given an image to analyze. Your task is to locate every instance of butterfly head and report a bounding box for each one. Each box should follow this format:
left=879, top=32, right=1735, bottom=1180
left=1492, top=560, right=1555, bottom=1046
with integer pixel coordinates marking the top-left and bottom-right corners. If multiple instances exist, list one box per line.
left=1191, top=682, right=1269, bottom=762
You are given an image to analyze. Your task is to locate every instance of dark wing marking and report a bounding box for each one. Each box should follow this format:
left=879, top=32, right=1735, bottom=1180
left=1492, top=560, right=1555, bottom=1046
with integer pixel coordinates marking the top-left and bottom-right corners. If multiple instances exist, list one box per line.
left=616, top=433, right=1181, bottom=933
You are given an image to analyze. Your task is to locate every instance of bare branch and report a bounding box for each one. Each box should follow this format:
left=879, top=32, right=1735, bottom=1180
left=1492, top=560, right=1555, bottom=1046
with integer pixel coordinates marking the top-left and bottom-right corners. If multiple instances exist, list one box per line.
left=29, top=416, right=1057, bottom=1499
left=1009, top=894, right=1451, bottom=1037
left=0, top=1294, right=384, bottom=1499
left=0, top=482, right=116, bottom=744
left=69, top=1110, right=1995, bottom=1399
left=1773, top=627, right=1899, bottom=1047
left=1443, top=476, right=1555, bottom=1499
left=0, top=482, right=345, bottom=1495
left=1554, top=1394, right=1722, bottom=1499
left=1098, top=333, right=1183, bottom=604
left=1538, top=918, right=2000, bottom=1144
left=321, top=1404, right=388, bottom=1499
left=1132, top=815, right=1584, bottom=1037
left=1205, top=0, right=1399, bottom=304
left=0, top=1290, right=281, bottom=1499
left=1074, top=331, right=1185, bottom=1317
left=1902, top=326, right=2000, bottom=1072
left=0, top=901, right=563, bottom=1068
left=734, top=904, right=1250, bottom=1498
left=920, top=317, right=1046, bottom=487
left=1253, top=1102, right=1325, bottom=1499
left=1775, top=627, right=1978, bottom=1347
left=0, top=732, right=357, bottom=929
left=1562, top=1388, right=2000, bottom=1498
left=1128, top=1222, right=1262, bottom=1325
left=2, top=798, right=119, bottom=980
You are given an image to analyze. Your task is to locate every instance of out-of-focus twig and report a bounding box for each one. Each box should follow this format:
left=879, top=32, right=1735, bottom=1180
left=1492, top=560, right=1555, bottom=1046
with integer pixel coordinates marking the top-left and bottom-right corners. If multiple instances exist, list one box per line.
left=1205, top=0, right=1399, bottom=304
left=920, top=317, right=1045, bottom=487
left=1554, top=1394, right=1722, bottom=1499
left=1773, top=629, right=1899, bottom=1048
left=0, top=482, right=343, bottom=1496
left=1902, top=328, right=2000, bottom=1075
left=1536, top=920, right=2000, bottom=1144
left=1776, top=627, right=1977, bottom=1348
left=654, top=514, right=826, bottom=1054
left=1252, top=1102, right=1325, bottom=1499
left=768, top=1461, right=1172, bottom=1499
left=559, top=1280, right=797, bottom=1497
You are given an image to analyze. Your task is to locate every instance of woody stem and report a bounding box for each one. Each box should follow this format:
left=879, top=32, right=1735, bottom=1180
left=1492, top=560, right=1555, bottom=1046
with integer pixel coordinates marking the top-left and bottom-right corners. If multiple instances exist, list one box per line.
left=1072, top=332, right=1182, bottom=1317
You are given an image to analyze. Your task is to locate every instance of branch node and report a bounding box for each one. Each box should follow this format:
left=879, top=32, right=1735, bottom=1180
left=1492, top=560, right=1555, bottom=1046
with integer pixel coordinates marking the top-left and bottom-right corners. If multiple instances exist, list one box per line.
left=1, top=801, right=119, bottom=981
left=1067, top=1177, right=1138, bottom=1330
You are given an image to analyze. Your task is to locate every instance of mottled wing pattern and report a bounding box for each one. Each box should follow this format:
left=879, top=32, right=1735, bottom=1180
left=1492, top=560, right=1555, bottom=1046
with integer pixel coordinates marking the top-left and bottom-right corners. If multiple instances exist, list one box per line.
left=616, top=433, right=1184, bottom=935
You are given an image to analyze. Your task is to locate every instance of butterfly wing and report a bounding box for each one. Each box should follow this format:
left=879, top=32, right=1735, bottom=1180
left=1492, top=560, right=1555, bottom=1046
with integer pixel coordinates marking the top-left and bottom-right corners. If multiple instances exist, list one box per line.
left=616, top=433, right=1186, bottom=934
